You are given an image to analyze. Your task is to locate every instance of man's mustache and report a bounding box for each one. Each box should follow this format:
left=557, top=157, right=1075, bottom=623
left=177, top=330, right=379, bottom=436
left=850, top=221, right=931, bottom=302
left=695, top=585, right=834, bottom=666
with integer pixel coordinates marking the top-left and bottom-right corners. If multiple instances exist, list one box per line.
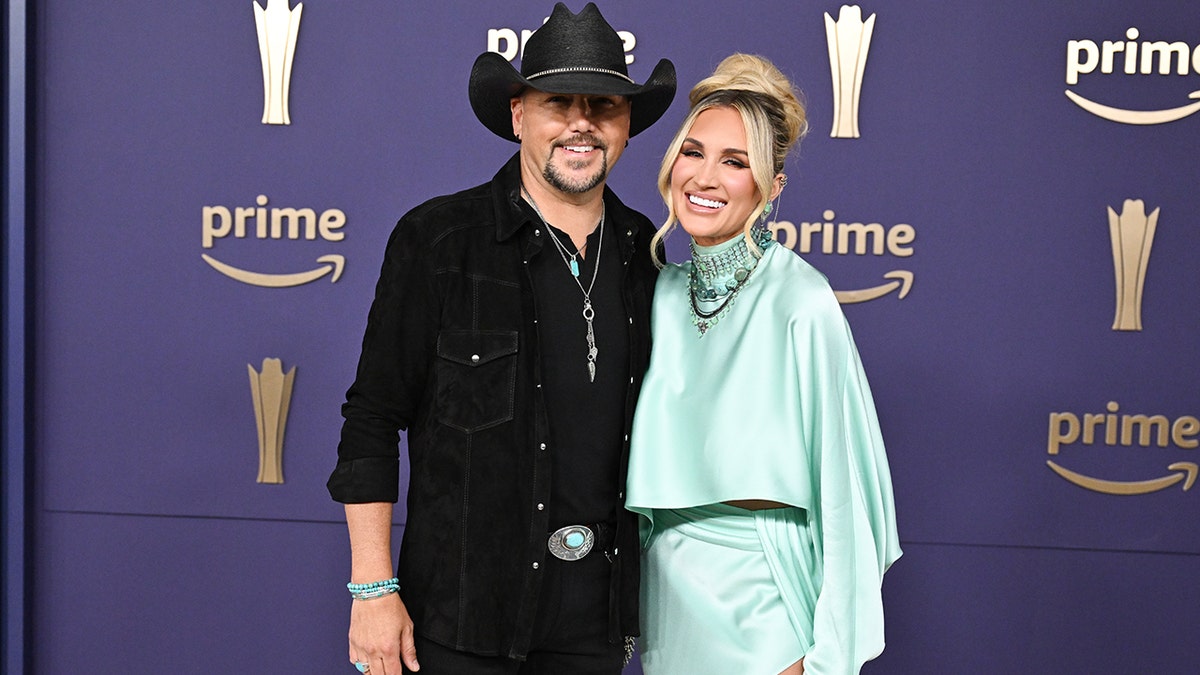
left=553, top=135, right=608, bottom=152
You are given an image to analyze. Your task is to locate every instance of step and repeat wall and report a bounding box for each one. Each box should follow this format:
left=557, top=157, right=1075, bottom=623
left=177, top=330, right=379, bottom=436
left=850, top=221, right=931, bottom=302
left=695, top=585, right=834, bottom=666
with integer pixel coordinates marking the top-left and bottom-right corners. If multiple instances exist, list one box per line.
left=32, top=0, right=1199, bottom=672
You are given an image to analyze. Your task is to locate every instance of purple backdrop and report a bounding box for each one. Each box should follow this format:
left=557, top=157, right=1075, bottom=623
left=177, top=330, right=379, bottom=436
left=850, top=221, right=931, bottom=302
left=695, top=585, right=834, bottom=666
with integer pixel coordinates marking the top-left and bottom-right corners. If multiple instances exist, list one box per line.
left=29, top=0, right=1200, bottom=672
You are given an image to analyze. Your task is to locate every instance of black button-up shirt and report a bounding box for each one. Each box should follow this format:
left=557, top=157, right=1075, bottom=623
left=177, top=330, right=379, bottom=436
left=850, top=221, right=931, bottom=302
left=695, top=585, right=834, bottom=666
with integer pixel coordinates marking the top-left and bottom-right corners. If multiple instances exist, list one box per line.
left=327, top=154, right=658, bottom=658
left=532, top=216, right=631, bottom=527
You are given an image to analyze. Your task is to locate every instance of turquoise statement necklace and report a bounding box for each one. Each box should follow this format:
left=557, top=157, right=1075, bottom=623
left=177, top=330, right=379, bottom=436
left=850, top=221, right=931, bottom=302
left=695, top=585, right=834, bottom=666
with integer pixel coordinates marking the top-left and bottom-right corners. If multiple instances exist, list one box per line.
left=688, top=223, right=773, bottom=335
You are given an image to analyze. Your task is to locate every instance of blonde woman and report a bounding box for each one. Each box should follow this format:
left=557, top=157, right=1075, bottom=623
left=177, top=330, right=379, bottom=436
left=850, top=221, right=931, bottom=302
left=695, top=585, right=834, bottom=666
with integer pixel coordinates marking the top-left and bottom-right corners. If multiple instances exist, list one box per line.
left=626, top=55, right=901, bottom=675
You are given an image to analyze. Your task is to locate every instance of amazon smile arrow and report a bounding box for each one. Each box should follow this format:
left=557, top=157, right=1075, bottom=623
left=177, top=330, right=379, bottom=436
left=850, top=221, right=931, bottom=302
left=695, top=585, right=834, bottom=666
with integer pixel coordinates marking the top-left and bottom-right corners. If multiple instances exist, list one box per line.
left=202, top=253, right=345, bottom=288
left=1065, top=89, right=1200, bottom=125
left=834, top=270, right=913, bottom=304
left=1046, top=460, right=1199, bottom=495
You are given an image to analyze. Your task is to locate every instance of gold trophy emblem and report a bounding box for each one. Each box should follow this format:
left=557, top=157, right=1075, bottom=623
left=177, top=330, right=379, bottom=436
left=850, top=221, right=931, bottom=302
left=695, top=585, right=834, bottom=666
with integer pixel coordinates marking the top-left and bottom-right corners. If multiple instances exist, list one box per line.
left=253, top=0, right=304, bottom=125
left=825, top=5, right=876, bottom=139
left=248, top=358, right=296, bottom=484
left=1108, top=199, right=1159, bottom=332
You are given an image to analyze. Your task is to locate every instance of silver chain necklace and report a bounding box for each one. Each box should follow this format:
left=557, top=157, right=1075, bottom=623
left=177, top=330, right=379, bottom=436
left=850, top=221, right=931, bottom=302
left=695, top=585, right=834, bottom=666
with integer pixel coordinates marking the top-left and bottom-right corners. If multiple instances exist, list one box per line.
left=522, top=185, right=604, bottom=382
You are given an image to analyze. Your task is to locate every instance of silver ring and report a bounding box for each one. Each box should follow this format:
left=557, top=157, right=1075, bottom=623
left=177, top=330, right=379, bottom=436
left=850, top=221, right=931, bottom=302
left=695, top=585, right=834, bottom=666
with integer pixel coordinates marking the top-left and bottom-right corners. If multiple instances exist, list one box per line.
left=548, top=525, right=595, bottom=561
left=354, top=661, right=370, bottom=673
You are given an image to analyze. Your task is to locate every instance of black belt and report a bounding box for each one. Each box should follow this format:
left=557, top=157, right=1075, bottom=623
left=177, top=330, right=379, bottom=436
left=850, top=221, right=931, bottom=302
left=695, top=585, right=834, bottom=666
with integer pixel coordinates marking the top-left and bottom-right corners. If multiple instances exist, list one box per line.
left=547, top=521, right=615, bottom=561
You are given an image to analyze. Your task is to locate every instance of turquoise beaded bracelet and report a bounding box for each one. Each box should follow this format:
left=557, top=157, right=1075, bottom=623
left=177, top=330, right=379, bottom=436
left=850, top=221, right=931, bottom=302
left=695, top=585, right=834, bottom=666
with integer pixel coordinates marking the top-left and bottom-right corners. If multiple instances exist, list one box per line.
left=347, top=577, right=400, bottom=601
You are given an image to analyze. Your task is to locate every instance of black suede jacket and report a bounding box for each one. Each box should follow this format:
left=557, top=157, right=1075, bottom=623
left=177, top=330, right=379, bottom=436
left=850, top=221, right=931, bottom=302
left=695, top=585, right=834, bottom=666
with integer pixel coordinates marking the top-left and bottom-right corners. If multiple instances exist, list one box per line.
left=327, top=154, right=658, bottom=659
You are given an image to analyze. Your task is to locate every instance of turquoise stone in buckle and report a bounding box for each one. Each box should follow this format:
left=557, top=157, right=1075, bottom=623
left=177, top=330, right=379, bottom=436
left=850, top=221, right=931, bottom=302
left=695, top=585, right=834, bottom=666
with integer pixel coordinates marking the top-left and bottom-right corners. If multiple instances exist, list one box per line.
left=547, top=525, right=595, bottom=561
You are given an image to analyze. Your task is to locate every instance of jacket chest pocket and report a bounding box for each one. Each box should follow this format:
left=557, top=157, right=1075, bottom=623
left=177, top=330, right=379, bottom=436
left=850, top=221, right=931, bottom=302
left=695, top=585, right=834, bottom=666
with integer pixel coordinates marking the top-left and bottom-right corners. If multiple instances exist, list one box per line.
left=434, top=329, right=519, bottom=433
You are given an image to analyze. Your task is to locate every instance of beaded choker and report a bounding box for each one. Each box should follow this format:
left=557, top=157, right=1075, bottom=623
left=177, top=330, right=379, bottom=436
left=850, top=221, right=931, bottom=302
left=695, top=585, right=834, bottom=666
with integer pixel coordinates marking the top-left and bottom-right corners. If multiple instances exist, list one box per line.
left=688, top=224, right=774, bottom=335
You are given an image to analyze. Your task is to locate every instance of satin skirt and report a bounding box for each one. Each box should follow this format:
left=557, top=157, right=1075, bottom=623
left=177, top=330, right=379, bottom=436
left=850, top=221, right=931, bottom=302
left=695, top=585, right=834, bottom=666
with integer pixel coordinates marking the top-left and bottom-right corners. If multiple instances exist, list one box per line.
left=639, top=503, right=818, bottom=675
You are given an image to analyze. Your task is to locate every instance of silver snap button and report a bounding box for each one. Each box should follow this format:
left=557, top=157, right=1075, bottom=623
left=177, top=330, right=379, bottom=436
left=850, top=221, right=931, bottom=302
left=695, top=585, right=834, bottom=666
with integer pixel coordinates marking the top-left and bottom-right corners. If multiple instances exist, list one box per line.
left=470, top=354, right=480, bottom=363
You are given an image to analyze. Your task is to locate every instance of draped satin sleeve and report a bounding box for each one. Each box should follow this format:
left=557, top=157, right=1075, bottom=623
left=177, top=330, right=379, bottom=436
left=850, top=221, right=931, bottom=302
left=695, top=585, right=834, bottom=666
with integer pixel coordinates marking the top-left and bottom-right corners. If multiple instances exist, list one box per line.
left=799, top=287, right=902, bottom=674
left=626, top=243, right=901, bottom=674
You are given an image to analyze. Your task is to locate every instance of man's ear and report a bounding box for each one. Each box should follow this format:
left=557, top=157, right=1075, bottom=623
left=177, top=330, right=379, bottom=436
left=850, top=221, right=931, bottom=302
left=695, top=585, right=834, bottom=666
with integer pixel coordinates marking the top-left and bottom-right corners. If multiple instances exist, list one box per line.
left=510, top=96, right=524, bottom=140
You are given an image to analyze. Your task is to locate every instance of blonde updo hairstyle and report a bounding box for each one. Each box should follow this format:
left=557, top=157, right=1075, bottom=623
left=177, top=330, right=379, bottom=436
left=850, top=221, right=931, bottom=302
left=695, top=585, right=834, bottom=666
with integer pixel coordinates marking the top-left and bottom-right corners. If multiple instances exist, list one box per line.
left=651, top=54, right=808, bottom=266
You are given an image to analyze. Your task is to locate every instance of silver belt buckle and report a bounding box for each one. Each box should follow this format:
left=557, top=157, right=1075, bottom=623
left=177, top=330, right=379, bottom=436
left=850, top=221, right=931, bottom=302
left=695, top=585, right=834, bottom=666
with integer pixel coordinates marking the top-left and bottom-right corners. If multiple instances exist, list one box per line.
left=548, top=525, right=595, bottom=561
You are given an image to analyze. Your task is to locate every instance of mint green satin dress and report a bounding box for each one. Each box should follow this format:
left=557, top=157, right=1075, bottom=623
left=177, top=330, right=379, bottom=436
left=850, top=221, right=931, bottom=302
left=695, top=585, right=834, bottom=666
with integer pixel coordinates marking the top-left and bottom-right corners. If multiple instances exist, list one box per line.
left=626, top=242, right=901, bottom=675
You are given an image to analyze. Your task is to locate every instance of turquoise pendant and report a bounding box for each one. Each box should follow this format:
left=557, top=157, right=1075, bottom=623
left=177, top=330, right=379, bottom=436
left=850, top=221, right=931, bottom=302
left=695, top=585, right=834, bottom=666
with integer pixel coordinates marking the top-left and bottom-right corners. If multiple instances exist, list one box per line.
left=569, top=259, right=580, bottom=277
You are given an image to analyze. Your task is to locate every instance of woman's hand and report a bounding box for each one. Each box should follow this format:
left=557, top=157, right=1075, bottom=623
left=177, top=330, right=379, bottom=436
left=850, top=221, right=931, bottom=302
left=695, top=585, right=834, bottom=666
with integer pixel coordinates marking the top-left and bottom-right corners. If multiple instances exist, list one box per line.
left=348, top=593, right=419, bottom=673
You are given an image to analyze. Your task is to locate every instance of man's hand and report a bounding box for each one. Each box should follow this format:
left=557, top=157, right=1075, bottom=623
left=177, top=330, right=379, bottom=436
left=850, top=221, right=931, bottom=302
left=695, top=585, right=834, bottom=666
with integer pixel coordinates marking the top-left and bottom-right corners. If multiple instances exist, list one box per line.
left=348, top=592, right=419, bottom=673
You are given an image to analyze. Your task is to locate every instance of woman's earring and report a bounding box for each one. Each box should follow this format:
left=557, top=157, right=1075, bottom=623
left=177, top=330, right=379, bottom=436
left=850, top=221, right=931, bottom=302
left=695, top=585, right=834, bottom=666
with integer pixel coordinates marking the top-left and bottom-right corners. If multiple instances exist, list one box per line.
left=764, top=174, right=787, bottom=222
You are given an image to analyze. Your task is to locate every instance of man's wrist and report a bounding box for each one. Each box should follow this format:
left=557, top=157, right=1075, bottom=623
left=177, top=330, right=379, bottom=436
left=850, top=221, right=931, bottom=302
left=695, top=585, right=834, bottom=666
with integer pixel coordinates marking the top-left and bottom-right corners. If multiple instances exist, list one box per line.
left=347, top=577, right=400, bottom=601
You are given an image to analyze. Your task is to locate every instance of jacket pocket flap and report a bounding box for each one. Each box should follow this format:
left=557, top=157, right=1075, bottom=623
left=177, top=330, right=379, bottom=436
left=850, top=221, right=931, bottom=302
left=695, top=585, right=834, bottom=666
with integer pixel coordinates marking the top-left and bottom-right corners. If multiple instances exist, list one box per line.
left=437, top=330, right=518, bottom=366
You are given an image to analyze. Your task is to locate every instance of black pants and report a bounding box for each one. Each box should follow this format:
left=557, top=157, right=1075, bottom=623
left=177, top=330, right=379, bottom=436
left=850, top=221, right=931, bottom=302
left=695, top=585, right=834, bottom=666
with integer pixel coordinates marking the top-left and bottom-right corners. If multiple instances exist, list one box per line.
left=404, top=550, right=624, bottom=675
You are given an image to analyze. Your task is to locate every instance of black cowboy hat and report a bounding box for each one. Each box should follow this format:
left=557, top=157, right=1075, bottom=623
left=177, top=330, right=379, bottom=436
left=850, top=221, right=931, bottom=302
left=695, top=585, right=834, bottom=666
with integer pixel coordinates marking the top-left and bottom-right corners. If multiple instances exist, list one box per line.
left=469, top=2, right=676, bottom=142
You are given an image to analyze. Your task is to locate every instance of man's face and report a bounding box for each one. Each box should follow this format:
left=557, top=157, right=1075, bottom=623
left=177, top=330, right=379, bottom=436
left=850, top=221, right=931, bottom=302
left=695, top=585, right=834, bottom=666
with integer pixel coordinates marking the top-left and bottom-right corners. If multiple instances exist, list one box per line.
left=511, top=90, right=632, bottom=195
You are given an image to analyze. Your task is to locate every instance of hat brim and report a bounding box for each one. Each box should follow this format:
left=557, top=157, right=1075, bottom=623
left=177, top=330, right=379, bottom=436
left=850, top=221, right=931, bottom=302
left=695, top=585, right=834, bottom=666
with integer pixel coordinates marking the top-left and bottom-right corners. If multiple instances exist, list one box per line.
left=469, top=52, right=677, bottom=143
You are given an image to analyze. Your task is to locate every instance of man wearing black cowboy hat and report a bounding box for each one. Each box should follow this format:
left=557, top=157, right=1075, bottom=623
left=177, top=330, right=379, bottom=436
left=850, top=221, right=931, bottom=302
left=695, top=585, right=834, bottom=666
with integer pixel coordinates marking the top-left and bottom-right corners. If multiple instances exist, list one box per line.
left=327, top=3, right=675, bottom=674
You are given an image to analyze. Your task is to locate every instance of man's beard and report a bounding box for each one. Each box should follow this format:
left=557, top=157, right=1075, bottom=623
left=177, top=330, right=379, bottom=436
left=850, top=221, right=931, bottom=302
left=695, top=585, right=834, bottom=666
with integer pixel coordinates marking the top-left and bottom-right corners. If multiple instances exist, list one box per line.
left=543, top=139, right=609, bottom=194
